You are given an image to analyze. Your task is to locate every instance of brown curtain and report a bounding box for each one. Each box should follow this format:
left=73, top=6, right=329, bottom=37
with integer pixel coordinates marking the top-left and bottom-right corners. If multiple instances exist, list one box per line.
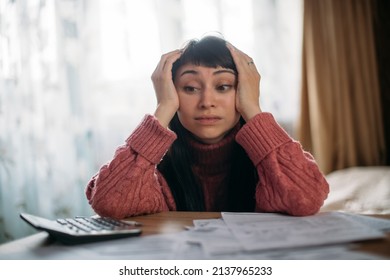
left=373, top=0, right=390, bottom=165
left=298, top=0, right=386, bottom=174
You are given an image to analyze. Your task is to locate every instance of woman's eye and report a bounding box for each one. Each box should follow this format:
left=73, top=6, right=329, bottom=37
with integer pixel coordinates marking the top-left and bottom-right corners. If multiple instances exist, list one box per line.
left=217, top=85, right=233, bottom=92
left=183, top=86, right=198, bottom=93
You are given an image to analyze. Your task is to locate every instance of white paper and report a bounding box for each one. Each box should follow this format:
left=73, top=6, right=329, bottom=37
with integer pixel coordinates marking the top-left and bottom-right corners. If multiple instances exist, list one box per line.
left=337, top=212, right=390, bottom=231
left=221, top=212, right=386, bottom=252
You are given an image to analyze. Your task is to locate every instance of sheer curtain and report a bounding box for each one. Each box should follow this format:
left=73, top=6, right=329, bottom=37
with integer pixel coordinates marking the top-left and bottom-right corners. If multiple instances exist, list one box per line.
left=0, top=0, right=303, bottom=243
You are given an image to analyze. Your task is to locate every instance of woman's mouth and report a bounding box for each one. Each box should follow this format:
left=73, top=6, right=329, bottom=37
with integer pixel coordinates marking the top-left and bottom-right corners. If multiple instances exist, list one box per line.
left=194, top=115, right=222, bottom=125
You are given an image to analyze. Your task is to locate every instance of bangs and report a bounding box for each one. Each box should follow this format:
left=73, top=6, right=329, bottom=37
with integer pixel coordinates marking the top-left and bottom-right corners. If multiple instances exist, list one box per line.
left=172, top=36, right=237, bottom=80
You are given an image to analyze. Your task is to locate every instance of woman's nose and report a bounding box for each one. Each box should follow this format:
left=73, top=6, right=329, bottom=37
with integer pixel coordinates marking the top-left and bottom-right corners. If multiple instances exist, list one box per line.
left=198, top=88, right=215, bottom=108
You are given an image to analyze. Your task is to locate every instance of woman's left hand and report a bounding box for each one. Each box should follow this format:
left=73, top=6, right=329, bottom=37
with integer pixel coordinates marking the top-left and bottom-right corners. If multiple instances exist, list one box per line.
left=227, top=43, right=262, bottom=121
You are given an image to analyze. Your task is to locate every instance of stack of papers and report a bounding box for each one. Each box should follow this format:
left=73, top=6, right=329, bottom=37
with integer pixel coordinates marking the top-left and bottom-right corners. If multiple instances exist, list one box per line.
left=184, top=212, right=389, bottom=258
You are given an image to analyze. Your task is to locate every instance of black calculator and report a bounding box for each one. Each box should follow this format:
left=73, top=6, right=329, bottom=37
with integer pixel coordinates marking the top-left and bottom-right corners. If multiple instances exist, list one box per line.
left=20, top=212, right=142, bottom=245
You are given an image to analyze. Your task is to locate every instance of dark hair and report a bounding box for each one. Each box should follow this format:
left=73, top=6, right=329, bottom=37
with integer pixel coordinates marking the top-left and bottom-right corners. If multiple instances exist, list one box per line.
left=172, top=36, right=237, bottom=80
left=157, top=36, right=258, bottom=211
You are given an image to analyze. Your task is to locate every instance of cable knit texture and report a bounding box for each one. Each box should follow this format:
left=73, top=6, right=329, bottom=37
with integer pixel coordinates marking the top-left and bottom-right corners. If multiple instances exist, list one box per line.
left=86, top=113, right=329, bottom=218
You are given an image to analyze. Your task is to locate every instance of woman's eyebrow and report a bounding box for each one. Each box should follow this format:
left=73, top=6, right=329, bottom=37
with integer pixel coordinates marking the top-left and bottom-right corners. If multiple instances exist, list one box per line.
left=180, top=69, right=236, bottom=77
left=213, top=69, right=236, bottom=75
left=180, top=70, right=198, bottom=77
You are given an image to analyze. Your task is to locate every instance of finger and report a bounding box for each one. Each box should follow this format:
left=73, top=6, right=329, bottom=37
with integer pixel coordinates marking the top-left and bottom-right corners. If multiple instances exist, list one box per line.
left=226, top=43, right=250, bottom=63
left=159, top=49, right=182, bottom=72
left=152, top=49, right=182, bottom=81
left=226, top=43, right=257, bottom=73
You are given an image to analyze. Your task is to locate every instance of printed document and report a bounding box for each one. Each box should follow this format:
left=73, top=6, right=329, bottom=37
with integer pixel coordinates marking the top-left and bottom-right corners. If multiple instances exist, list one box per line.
left=221, top=212, right=385, bottom=251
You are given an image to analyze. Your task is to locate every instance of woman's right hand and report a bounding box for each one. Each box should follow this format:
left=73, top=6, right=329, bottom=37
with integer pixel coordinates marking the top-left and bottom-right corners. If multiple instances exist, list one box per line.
left=151, top=49, right=182, bottom=128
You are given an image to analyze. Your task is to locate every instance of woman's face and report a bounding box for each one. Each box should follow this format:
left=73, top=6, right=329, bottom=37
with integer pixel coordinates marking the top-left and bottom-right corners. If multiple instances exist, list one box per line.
left=174, top=64, right=240, bottom=144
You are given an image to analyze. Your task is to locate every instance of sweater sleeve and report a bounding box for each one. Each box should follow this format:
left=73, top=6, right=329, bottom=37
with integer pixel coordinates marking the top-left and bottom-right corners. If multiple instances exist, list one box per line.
left=236, top=112, right=329, bottom=216
left=85, top=114, right=177, bottom=219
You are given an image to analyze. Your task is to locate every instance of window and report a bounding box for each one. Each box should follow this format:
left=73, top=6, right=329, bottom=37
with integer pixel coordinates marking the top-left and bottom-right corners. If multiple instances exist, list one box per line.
left=0, top=0, right=302, bottom=242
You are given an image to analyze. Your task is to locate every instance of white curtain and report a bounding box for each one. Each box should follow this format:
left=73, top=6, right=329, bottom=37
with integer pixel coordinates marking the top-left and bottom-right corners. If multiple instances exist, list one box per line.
left=0, top=0, right=302, bottom=243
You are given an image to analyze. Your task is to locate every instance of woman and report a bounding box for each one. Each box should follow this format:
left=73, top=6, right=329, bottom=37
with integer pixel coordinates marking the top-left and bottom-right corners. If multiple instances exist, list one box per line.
left=86, top=36, right=329, bottom=219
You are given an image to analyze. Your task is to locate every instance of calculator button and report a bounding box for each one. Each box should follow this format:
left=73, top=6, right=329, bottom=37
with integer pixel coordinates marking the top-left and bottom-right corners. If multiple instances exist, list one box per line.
left=56, top=218, right=68, bottom=225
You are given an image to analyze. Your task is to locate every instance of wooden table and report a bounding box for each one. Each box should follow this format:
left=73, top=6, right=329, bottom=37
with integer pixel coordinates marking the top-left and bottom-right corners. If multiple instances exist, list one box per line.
left=130, top=211, right=221, bottom=236
left=0, top=212, right=389, bottom=259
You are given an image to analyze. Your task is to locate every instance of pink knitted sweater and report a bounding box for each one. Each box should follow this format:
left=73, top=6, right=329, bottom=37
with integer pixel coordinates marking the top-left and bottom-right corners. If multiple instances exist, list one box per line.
left=86, top=113, right=329, bottom=218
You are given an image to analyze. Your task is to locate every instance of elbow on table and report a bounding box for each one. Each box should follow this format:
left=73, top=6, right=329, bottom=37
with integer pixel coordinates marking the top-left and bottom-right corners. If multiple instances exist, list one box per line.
left=88, top=199, right=128, bottom=220
left=288, top=178, right=330, bottom=216
left=288, top=203, right=322, bottom=216
left=287, top=195, right=327, bottom=216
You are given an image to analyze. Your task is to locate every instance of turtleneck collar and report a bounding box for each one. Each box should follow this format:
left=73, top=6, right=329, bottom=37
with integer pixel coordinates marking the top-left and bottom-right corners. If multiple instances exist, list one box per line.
left=185, top=123, right=241, bottom=175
